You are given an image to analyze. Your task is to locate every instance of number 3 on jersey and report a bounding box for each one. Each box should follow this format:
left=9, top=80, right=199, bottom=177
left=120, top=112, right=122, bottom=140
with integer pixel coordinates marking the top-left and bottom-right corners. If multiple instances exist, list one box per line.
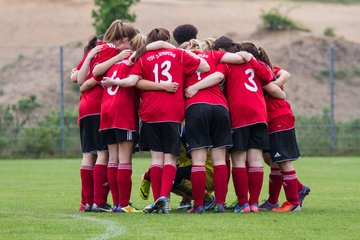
left=153, top=60, right=173, bottom=83
left=244, top=69, right=258, bottom=92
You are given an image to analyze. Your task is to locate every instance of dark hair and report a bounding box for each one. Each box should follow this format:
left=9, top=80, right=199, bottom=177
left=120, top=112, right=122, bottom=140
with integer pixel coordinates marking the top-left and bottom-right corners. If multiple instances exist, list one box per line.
left=172, top=24, right=198, bottom=45
left=241, top=42, right=273, bottom=70
left=212, top=36, right=240, bottom=52
left=83, top=35, right=98, bottom=54
left=135, top=28, right=170, bottom=61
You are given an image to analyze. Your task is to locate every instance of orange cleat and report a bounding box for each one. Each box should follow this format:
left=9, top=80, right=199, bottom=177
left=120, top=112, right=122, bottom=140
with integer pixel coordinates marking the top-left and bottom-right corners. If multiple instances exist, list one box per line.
left=272, top=201, right=301, bottom=212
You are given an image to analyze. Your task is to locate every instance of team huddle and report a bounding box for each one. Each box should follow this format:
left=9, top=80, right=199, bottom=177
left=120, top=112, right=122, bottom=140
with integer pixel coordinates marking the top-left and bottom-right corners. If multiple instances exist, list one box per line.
left=70, top=21, right=310, bottom=214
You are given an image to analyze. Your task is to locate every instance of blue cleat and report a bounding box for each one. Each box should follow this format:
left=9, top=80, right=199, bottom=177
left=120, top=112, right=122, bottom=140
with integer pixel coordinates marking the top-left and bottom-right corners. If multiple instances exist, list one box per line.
left=188, top=205, right=205, bottom=214
left=298, top=185, right=311, bottom=206
left=234, top=203, right=250, bottom=213
left=204, top=196, right=216, bottom=211
left=259, top=200, right=279, bottom=211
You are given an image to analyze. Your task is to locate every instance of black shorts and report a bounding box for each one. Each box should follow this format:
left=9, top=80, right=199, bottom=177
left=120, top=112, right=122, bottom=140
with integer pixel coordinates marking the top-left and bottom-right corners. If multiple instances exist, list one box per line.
left=269, top=128, right=300, bottom=163
left=229, top=123, right=269, bottom=153
left=139, top=122, right=182, bottom=156
left=79, top=115, right=108, bottom=153
left=100, top=128, right=138, bottom=145
left=185, top=104, right=232, bottom=151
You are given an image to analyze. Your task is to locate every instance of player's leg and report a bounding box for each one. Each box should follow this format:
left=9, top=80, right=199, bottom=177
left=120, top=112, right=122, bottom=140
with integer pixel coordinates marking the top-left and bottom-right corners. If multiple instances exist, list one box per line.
left=92, top=150, right=111, bottom=212
left=80, top=152, right=96, bottom=211
left=211, top=147, right=228, bottom=213
left=107, top=143, right=119, bottom=211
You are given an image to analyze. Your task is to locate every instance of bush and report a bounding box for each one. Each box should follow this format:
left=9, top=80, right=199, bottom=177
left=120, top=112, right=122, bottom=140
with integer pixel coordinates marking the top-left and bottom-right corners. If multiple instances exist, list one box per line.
left=324, top=27, right=336, bottom=37
left=260, top=8, right=309, bottom=32
left=92, top=0, right=139, bottom=35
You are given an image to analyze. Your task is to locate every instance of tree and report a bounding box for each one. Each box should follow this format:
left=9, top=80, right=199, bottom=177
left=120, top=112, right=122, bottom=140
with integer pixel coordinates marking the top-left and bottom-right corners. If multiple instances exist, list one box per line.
left=92, top=0, right=139, bottom=35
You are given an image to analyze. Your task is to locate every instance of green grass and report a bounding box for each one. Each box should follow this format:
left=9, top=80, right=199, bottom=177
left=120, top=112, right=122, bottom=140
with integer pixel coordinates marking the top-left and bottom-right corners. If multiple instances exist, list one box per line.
left=1, top=157, right=359, bottom=239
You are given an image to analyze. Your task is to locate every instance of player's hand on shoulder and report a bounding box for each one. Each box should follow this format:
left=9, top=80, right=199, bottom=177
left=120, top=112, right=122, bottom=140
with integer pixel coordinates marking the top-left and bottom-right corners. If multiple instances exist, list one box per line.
left=101, top=77, right=116, bottom=87
left=88, top=45, right=103, bottom=59
left=118, top=49, right=132, bottom=61
left=185, top=85, right=198, bottom=98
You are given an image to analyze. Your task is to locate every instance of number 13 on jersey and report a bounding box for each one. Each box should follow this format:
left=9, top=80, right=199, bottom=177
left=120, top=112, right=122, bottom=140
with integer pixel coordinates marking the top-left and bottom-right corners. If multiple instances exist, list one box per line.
left=153, top=60, right=173, bottom=83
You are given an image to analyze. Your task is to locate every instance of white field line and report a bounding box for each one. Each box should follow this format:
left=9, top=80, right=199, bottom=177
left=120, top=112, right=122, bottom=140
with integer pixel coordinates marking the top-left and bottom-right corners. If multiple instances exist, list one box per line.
left=0, top=210, right=126, bottom=240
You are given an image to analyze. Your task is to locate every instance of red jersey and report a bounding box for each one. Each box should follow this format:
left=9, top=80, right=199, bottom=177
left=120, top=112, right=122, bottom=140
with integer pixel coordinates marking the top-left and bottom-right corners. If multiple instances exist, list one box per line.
left=92, top=42, right=119, bottom=82
left=217, top=58, right=272, bottom=129
left=266, top=66, right=294, bottom=133
left=185, top=50, right=228, bottom=109
left=130, top=48, right=200, bottom=123
left=100, top=58, right=140, bottom=131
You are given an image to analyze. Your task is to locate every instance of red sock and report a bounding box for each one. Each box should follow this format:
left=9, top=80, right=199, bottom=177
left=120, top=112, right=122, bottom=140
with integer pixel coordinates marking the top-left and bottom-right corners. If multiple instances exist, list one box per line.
left=118, top=163, right=132, bottom=207
left=214, top=165, right=228, bottom=205
left=94, top=164, right=108, bottom=206
left=81, top=190, right=86, bottom=205
left=143, top=168, right=151, bottom=181
left=80, top=165, right=94, bottom=205
left=160, top=164, right=177, bottom=197
left=150, top=164, right=163, bottom=201
left=248, top=166, right=264, bottom=205
left=107, top=162, right=118, bottom=206
left=297, top=179, right=304, bottom=192
left=191, top=165, right=206, bottom=207
left=232, top=167, right=248, bottom=206
left=225, top=153, right=231, bottom=184
left=268, top=167, right=283, bottom=204
left=282, top=170, right=299, bottom=205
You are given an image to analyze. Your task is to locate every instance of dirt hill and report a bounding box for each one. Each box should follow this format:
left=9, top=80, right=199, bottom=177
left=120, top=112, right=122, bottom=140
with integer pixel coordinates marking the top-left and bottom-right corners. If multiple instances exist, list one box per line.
left=0, top=0, right=359, bottom=120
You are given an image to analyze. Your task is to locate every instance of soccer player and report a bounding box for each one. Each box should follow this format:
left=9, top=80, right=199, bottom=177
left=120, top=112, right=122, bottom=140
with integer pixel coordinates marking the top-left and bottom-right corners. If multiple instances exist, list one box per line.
left=172, top=24, right=198, bottom=45
left=78, top=20, right=137, bottom=212
left=71, top=35, right=103, bottom=212
left=104, top=27, right=209, bottom=213
left=183, top=39, right=249, bottom=213
left=241, top=43, right=310, bottom=212
left=100, top=34, right=180, bottom=213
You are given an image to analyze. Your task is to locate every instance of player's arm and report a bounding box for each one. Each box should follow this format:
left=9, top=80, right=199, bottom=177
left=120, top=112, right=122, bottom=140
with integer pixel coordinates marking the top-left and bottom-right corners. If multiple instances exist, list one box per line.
left=220, top=52, right=247, bottom=64
left=92, top=49, right=132, bottom=76
left=147, top=41, right=176, bottom=50
left=263, top=82, right=286, bottom=99
left=79, top=78, right=98, bottom=92
left=77, top=45, right=103, bottom=84
left=272, top=69, right=291, bottom=87
left=101, top=74, right=140, bottom=88
left=136, top=80, right=179, bottom=92
left=185, top=72, right=225, bottom=98
left=185, top=50, right=210, bottom=73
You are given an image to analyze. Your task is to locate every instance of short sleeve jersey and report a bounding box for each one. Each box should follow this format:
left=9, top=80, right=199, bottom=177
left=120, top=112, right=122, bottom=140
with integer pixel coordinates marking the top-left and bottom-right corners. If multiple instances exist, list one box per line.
left=265, top=66, right=294, bottom=129
left=130, top=48, right=200, bottom=123
left=184, top=50, right=228, bottom=109
left=100, top=58, right=140, bottom=131
left=217, top=58, right=272, bottom=129
left=91, top=43, right=119, bottom=82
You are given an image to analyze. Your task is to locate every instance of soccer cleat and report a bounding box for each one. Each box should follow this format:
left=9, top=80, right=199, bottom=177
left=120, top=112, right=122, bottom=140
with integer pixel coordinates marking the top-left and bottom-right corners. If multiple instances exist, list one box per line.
left=250, top=204, right=259, bottom=213
left=187, top=205, right=205, bottom=214
left=176, top=200, right=192, bottom=210
left=79, top=203, right=86, bottom=212
left=143, top=203, right=155, bottom=214
left=298, top=185, right=311, bottom=206
left=272, top=201, right=301, bottom=212
left=259, top=200, right=279, bottom=211
left=91, top=203, right=113, bottom=213
left=119, top=205, right=142, bottom=213
left=214, top=203, right=225, bottom=213
left=84, top=203, right=92, bottom=212
left=234, top=203, right=250, bottom=213
left=140, top=176, right=151, bottom=200
left=226, top=198, right=238, bottom=210
left=204, top=196, right=216, bottom=211
left=143, top=196, right=167, bottom=214
left=165, top=196, right=171, bottom=212
left=112, top=205, right=119, bottom=213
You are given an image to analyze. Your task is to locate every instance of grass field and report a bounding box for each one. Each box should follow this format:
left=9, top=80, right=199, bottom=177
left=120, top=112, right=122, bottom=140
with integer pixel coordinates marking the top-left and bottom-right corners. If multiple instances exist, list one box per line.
left=0, top=157, right=359, bottom=240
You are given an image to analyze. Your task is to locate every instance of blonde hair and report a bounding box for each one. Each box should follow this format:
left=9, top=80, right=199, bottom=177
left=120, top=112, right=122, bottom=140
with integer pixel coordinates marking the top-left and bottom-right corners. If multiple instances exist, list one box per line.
left=201, top=37, right=216, bottom=52
left=130, top=33, right=147, bottom=51
left=186, top=39, right=203, bottom=51
left=103, top=20, right=137, bottom=45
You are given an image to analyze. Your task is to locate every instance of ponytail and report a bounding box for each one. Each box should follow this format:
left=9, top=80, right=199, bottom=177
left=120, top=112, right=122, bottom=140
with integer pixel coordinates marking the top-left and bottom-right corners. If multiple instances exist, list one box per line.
left=258, top=46, right=273, bottom=71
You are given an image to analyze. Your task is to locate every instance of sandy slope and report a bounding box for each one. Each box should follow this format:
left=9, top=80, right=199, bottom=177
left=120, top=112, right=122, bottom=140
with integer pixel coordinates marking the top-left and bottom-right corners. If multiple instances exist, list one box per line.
left=0, top=0, right=359, bottom=120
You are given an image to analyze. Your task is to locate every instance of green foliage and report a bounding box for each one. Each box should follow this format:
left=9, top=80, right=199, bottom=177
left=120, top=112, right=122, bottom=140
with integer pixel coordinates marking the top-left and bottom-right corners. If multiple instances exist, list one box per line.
left=353, top=66, right=360, bottom=76
left=260, top=8, right=310, bottom=32
left=314, top=68, right=349, bottom=82
left=324, top=27, right=336, bottom=37
left=92, top=0, right=139, bottom=35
